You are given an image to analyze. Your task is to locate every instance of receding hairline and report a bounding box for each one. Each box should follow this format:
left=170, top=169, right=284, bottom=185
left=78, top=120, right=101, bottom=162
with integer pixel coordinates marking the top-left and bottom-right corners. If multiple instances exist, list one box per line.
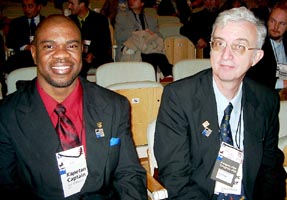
left=35, top=14, right=81, bottom=38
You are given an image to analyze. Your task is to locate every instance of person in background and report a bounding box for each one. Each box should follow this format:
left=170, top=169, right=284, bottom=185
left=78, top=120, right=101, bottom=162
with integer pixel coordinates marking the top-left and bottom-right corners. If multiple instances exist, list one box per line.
left=246, top=2, right=287, bottom=90
left=219, top=0, right=247, bottom=12
left=157, top=0, right=191, bottom=23
left=115, top=0, right=173, bottom=81
left=68, top=0, right=113, bottom=78
left=180, top=0, right=220, bottom=58
left=0, top=14, right=147, bottom=199
left=3, top=0, right=44, bottom=74
left=154, top=6, right=286, bottom=199
left=250, top=0, right=272, bottom=24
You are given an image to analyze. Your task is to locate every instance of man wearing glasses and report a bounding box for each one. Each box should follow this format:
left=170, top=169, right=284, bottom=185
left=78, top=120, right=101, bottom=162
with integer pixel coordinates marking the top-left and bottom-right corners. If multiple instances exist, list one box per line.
left=154, top=6, right=286, bottom=200
left=247, top=2, right=287, bottom=90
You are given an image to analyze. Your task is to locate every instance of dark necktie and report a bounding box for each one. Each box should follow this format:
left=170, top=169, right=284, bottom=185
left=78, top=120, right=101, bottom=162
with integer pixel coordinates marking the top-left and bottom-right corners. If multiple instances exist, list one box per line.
left=30, top=18, right=36, bottom=36
left=220, top=103, right=233, bottom=145
left=54, top=104, right=80, bottom=150
left=217, top=103, right=246, bottom=200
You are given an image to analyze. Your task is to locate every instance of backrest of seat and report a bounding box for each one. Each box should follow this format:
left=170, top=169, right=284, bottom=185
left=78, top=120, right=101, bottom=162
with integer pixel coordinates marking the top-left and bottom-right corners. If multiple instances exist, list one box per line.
left=6, top=66, right=37, bottom=95
left=159, top=23, right=182, bottom=39
left=173, top=59, right=211, bottom=81
left=147, top=119, right=157, bottom=176
left=95, top=62, right=156, bottom=88
left=107, top=81, right=163, bottom=158
left=278, top=101, right=287, bottom=151
left=164, top=35, right=196, bottom=65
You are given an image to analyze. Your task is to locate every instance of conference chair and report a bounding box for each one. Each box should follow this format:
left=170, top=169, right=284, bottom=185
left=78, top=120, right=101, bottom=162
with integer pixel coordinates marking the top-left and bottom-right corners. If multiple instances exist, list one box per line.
left=172, top=58, right=211, bottom=81
left=107, top=81, right=168, bottom=200
left=95, top=62, right=157, bottom=88
left=6, top=66, right=37, bottom=95
left=164, top=35, right=196, bottom=65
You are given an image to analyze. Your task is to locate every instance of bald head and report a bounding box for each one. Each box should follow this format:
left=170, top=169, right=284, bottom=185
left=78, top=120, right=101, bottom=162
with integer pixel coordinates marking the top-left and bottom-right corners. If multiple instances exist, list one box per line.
left=34, top=14, right=81, bottom=45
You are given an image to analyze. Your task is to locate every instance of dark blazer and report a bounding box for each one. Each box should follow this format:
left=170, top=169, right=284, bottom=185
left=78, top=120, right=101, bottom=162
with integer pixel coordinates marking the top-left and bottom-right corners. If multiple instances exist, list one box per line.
left=6, top=15, right=45, bottom=52
left=3, top=15, right=45, bottom=73
left=0, top=78, right=147, bottom=200
left=69, top=10, right=113, bottom=68
left=154, top=69, right=286, bottom=200
left=246, top=34, right=287, bottom=89
left=180, top=8, right=218, bottom=58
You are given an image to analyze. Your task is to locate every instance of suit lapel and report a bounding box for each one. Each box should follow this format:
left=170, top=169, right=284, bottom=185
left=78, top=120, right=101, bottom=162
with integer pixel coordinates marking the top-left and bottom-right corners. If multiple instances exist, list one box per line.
left=194, top=71, right=222, bottom=177
left=81, top=81, right=113, bottom=175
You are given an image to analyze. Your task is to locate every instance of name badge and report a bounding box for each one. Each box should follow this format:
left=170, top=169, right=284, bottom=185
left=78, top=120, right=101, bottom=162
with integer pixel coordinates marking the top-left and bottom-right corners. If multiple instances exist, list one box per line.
left=211, top=142, right=243, bottom=195
left=56, top=146, right=88, bottom=198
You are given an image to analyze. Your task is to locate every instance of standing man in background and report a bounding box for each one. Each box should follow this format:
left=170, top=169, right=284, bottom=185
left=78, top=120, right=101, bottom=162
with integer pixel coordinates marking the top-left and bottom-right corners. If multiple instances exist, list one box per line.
left=68, top=0, right=113, bottom=78
left=154, top=7, right=286, bottom=199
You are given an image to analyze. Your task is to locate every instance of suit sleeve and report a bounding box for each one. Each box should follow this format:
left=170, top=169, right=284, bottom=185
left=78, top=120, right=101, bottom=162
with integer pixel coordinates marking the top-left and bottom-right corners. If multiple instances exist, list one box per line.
left=253, top=93, right=287, bottom=200
left=154, top=85, right=209, bottom=199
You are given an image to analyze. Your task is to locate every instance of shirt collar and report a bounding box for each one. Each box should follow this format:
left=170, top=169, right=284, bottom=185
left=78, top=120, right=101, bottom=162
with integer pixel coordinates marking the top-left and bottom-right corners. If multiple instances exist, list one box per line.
left=77, top=10, right=90, bottom=23
left=37, top=78, right=83, bottom=117
left=213, top=78, right=243, bottom=115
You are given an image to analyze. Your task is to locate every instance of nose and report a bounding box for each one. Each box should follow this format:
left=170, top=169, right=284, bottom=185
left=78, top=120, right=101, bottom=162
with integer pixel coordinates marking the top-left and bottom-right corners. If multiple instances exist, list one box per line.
left=221, top=44, right=234, bottom=60
left=52, top=46, right=70, bottom=60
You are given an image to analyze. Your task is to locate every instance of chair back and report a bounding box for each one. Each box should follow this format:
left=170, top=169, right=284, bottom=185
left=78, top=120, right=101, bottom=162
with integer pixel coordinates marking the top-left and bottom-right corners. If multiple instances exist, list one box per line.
left=279, top=101, right=287, bottom=151
left=173, top=58, right=211, bottom=81
left=108, top=81, right=167, bottom=199
left=6, top=66, right=37, bottom=95
left=159, top=23, right=182, bottom=39
left=96, top=62, right=156, bottom=88
left=107, top=81, right=163, bottom=158
left=164, top=35, right=196, bottom=65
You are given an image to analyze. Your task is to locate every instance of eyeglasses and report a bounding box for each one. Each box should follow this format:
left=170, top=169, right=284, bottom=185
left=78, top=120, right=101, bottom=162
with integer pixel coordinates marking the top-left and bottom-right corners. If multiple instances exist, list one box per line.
left=210, top=39, right=261, bottom=55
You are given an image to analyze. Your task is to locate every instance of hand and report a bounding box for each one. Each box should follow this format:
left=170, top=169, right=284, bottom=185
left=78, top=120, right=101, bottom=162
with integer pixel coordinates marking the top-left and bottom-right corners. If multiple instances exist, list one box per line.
left=83, top=53, right=94, bottom=64
left=196, top=38, right=207, bottom=49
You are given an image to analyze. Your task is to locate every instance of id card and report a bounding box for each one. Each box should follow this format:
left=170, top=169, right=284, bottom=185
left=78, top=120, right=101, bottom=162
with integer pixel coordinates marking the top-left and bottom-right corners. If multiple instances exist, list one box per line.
left=56, top=146, right=88, bottom=198
left=211, top=142, right=243, bottom=194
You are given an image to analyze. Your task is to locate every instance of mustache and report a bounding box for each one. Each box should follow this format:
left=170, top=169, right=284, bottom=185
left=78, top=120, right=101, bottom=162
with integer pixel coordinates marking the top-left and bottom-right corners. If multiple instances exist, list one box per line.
left=50, top=59, right=74, bottom=65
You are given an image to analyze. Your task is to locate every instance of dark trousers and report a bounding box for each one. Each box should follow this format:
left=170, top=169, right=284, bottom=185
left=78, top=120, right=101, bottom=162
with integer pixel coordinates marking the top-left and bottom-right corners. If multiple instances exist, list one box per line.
left=141, top=53, right=173, bottom=77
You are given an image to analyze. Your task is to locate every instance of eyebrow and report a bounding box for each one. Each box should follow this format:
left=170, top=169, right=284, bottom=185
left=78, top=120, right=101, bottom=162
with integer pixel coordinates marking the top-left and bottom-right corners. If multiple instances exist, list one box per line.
left=38, top=40, right=81, bottom=45
left=212, top=37, right=250, bottom=44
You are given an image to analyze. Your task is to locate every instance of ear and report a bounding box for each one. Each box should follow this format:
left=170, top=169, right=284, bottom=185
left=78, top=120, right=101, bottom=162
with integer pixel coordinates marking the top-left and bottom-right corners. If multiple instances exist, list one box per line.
left=30, top=44, right=37, bottom=65
left=251, top=49, right=264, bottom=66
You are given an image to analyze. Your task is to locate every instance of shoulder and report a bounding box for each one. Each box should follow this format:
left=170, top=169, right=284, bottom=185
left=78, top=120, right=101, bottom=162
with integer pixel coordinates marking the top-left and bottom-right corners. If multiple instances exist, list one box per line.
left=80, top=79, right=129, bottom=106
left=10, top=16, right=27, bottom=25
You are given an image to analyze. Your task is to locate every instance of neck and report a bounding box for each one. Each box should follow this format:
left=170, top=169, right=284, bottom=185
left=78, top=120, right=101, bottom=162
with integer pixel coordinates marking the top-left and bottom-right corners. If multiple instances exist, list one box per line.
left=132, top=8, right=142, bottom=14
left=78, top=7, right=89, bottom=19
left=214, top=77, right=242, bottom=101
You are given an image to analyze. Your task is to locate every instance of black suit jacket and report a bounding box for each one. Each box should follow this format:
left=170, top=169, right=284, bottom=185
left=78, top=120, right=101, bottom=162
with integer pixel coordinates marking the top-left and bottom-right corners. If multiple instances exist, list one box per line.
left=154, top=69, right=286, bottom=199
left=69, top=10, right=113, bottom=68
left=6, top=15, right=45, bottom=52
left=3, top=15, right=45, bottom=73
left=246, top=34, right=287, bottom=89
left=0, top=78, right=147, bottom=200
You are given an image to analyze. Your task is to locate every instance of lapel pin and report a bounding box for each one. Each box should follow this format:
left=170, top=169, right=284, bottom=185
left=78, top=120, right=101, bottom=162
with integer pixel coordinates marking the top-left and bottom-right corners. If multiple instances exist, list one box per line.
left=95, top=121, right=105, bottom=138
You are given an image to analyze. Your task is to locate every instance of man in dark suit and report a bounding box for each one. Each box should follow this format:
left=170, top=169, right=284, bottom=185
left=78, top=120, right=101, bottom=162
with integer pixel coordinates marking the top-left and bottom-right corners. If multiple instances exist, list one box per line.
left=3, top=0, right=45, bottom=74
left=154, top=7, right=286, bottom=200
left=247, top=2, right=287, bottom=90
left=180, top=0, right=220, bottom=58
left=0, top=14, right=147, bottom=199
left=68, top=0, right=113, bottom=78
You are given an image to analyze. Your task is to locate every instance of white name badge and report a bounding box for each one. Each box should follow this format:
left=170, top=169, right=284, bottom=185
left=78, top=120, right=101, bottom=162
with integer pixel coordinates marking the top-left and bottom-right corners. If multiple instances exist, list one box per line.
left=56, top=146, right=88, bottom=198
left=211, top=142, right=243, bottom=195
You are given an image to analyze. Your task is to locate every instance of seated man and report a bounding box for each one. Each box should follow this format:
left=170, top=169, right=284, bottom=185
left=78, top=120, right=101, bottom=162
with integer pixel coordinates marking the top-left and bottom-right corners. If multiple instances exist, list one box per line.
left=3, top=0, right=45, bottom=74
left=68, top=0, right=113, bottom=78
left=115, top=0, right=173, bottom=80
